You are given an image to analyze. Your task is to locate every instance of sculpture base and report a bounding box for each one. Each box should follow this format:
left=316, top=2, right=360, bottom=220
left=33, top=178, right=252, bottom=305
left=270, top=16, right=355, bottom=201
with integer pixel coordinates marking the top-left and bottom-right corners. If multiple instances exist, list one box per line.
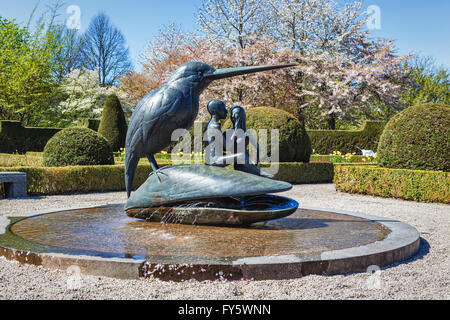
left=126, top=195, right=299, bottom=226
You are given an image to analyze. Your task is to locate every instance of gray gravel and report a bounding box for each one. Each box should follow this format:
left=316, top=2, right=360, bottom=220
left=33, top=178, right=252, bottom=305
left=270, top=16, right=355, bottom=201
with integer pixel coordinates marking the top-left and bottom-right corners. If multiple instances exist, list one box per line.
left=0, top=184, right=448, bottom=300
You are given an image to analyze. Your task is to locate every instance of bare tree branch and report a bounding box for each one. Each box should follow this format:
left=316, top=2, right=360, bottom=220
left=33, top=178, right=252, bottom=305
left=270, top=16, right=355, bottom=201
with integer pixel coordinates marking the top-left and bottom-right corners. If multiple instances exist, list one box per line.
left=81, top=12, right=132, bottom=86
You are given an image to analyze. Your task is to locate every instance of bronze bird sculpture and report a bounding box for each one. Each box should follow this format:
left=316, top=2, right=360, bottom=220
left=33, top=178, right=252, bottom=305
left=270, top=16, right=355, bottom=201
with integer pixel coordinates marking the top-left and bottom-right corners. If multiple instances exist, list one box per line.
left=125, top=61, right=294, bottom=197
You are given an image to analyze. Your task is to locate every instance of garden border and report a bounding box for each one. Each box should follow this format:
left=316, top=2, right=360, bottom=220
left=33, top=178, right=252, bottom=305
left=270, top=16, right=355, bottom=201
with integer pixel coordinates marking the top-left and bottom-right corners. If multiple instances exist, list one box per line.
left=334, top=165, right=450, bottom=203
left=0, top=162, right=334, bottom=195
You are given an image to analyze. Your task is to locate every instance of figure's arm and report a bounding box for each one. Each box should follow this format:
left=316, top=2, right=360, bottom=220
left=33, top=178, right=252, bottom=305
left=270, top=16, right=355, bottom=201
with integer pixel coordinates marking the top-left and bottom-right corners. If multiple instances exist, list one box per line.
left=245, top=131, right=260, bottom=164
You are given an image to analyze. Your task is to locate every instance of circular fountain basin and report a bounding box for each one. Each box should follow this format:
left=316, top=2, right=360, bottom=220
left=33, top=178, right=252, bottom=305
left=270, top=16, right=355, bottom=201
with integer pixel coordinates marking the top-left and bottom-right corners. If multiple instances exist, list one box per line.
left=0, top=205, right=420, bottom=281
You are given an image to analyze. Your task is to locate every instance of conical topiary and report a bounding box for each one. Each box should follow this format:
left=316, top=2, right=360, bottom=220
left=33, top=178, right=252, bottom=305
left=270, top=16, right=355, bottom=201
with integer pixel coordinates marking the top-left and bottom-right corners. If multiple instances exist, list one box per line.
left=98, top=94, right=128, bottom=151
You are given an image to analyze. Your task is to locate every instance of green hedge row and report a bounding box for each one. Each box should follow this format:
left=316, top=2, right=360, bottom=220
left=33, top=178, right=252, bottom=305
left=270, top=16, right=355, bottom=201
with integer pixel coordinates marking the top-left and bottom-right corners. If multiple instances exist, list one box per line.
left=0, top=120, right=104, bottom=154
left=334, top=165, right=450, bottom=204
left=0, top=162, right=333, bottom=196
left=310, top=155, right=376, bottom=163
left=0, top=164, right=158, bottom=195
left=1, top=119, right=386, bottom=156
left=262, top=162, right=334, bottom=184
left=77, top=118, right=101, bottom=131
left=0, top=121, right=61, bottom=154
left=308, top=121, right=386, bottom=155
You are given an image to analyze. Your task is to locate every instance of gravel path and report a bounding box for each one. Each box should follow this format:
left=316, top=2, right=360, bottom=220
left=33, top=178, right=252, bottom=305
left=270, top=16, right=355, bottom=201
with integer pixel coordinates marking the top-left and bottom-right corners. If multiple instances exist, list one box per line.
left=0, top=184, right=448, bottom=300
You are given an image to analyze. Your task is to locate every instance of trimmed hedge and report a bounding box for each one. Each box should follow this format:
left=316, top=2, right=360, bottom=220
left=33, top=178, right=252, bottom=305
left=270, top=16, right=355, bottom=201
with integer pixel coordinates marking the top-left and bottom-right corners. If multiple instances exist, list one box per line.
left=265, top=162, right=334, bottom=184
left=334, top=165, right=450, bottom=203
left=0, top=121, right=60, bottom=154
left=377, top=103, right=449, bottom=172
left=0, top=164, right=155, bottom=195
left=98, top=94, right=127, bottom=151
left=78, top=118, right=101, bottom=131
left=0, top=162, right=333, bottom=196
left=43, top=127, right=114, bottom=167
left=0, top=120, right=104, bottom=154
left=223, top=107, right=312, bottom=162
left=310, top=155, right=376, bottom=163
left=308, top=121, right=386, bottom=155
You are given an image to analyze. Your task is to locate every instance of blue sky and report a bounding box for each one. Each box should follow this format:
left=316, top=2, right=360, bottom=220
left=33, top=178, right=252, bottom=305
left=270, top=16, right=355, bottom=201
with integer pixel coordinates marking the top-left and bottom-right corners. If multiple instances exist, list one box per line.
left=1, top=0, right=449, bottom=70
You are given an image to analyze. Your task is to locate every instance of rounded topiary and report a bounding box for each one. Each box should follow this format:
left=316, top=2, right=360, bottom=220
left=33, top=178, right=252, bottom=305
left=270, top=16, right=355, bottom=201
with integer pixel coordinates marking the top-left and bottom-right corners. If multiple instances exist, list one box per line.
left=223, top=107, right=312, bottom=162
left=43, top=127, right=114, bottom=167
left=377, top=103, right=449, bottom=171
left=98, top=94, right=127, bottom=151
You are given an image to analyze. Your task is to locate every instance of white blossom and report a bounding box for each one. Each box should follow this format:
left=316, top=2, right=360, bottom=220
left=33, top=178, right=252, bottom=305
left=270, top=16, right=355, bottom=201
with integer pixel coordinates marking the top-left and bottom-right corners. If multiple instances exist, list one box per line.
left=57, top=69, right=130, bottom=122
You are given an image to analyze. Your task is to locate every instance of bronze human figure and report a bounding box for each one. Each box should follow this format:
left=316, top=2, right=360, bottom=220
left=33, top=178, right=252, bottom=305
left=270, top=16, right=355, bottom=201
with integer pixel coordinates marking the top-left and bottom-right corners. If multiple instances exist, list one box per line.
left=227, top=106, right=274, bottom=178
left=204, top=99, right=242, bottom=167
left=204, top=101, right=273, bottom=178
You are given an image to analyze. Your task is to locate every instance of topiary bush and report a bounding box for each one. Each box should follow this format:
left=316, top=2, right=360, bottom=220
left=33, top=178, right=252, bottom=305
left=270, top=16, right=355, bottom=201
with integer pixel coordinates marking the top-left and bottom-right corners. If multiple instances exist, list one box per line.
left=43, top=127, right=114, bottom=167
left=223, top=107, right=312, bottom=162
left=377, top=103, right=449, bottom=172
left=98, top=94, right=127, bottom=151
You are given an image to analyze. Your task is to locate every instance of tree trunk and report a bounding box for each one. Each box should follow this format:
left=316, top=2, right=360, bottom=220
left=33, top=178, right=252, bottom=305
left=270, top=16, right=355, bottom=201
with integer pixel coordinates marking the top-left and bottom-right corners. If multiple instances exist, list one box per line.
left=328, top=113, right=336, bottom=130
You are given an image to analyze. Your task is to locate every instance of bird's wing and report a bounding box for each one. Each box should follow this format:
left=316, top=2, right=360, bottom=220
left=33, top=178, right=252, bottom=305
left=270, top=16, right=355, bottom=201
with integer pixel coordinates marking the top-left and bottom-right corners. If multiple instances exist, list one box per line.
left=126, top=88, right=164, bottom=150
left=141, top=86, right=183, bottom=144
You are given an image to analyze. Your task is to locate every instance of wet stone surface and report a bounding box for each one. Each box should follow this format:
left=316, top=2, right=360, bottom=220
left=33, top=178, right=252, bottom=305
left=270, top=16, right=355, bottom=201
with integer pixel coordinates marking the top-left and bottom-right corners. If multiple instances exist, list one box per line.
left=8, top=205, right=390, bottom=262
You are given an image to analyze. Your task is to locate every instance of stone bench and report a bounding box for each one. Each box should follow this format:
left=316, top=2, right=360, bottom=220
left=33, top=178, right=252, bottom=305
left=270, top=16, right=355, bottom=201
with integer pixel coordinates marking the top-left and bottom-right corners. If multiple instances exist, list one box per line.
left=0, top=172, right=27, bottom=198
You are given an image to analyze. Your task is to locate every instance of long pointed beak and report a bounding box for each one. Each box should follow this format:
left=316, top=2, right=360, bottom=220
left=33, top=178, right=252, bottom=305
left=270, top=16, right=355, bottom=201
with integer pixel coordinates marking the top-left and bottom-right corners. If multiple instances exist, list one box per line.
left=205, top=64, right=296, bottom=81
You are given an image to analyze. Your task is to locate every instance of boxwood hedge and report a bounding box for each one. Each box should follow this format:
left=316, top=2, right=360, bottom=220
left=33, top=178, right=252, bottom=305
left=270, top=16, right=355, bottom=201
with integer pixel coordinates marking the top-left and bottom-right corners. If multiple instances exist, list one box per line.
left=1, top=119, right=386, bottom=157
left=0, top=121, right=60, bottom=154
left=0, top=162, right=333, bottom=196
left=334, top=165, right=449, bottom=203
left=308, top=121, right=386, bottom=155
left=0, top=120, right=103, bottom=154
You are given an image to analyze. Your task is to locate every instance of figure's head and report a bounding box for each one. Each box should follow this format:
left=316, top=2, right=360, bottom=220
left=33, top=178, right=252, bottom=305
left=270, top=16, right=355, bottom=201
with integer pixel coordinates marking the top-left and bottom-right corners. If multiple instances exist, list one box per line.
left=207, top=99, right=228, bottom=120
left=231, top=106, right=246, bottom=131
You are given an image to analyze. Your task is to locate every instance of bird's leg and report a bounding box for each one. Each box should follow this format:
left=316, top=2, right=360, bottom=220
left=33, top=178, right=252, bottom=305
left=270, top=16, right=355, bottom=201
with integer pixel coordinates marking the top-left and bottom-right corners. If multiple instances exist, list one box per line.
left=147, top=154, right=160, bottom=171
left=147, top=154, right=167, bottom=183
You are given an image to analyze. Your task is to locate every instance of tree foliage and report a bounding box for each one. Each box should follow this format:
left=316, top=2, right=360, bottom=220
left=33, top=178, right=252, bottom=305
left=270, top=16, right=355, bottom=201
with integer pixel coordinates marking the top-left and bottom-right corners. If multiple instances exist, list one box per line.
left=0, top=15, right=66, bottom=125
left=121, top=0, right=413, bottom=130
left=197, top=0, right=270, bottom=49
left=54, top=69, right=116, bottom=125
left=402, top=56, right=450, bottom=106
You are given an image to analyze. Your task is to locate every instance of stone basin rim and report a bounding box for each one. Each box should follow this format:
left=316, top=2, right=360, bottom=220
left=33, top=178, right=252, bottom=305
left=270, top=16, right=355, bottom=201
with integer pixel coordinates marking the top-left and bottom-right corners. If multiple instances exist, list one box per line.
left=0, top=205, right=420, bottom=281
